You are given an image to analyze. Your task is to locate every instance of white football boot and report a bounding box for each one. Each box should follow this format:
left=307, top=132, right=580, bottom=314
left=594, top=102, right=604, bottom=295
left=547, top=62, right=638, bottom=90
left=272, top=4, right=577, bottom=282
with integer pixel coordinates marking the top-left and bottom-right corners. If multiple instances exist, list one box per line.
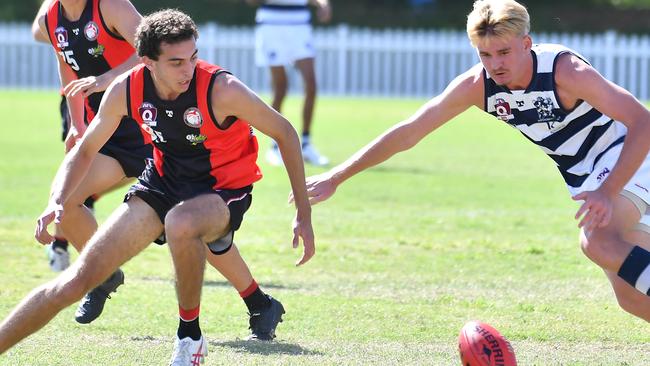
left=169, top=336, right=207, bottom=366
left=265, top=144, right=283, bottom=166
left=302, top=142, right=329, bottom=166
left=46, top=245, right=70, bottom=272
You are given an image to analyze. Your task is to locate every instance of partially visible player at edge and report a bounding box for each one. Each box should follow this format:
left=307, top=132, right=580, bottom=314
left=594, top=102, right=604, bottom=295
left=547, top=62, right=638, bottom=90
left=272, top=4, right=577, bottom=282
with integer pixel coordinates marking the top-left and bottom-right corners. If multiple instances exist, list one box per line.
left=33, top=0, right=291, bottom=338
left=0, top=8, right=314, bottom=364
left=246, top=0, right=332, bottom=167
left=295, top=0, right=650, bottom=322
left=32, top=0, right=147, bottom=323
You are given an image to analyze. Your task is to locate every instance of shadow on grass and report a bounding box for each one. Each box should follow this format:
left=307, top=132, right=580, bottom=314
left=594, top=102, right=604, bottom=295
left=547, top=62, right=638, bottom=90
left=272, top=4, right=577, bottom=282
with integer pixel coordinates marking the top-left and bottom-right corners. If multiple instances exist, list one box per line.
left=210, top=339, right=322, bottom=356
left=369, top=165, right=435, bottom=176
left=130, top=336, right=321, bottom=357
left=139, top=276, right=299, bottom=290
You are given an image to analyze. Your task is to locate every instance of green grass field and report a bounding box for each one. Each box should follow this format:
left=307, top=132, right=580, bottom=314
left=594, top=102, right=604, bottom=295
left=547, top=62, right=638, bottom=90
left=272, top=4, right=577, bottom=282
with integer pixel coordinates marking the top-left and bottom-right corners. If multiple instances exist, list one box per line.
left=0, top=90, right=648, bottom=365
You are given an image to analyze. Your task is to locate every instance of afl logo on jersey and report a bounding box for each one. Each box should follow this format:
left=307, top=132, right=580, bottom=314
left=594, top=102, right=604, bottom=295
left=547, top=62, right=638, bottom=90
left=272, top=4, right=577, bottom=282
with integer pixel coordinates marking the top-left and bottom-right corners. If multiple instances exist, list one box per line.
left=183, top=107, right=203, bottom=128
left=54, top=27, right=69, bottom=48
left=84, top=21, right=99, bottom=41
left=139, top=102, right=158, bottom=126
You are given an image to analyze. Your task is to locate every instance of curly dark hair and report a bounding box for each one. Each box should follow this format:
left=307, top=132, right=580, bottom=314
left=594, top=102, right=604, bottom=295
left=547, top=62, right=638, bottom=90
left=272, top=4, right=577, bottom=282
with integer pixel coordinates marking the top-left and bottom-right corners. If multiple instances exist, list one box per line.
left=135, top=9, right=198, bottom=60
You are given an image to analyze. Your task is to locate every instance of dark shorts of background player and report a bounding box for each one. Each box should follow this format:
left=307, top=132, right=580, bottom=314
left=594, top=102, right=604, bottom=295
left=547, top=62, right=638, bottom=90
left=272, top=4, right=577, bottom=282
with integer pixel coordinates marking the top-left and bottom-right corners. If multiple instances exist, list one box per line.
left=124, top=170, right=253, bottom=255
left=99, top=142, right=153, bottom=178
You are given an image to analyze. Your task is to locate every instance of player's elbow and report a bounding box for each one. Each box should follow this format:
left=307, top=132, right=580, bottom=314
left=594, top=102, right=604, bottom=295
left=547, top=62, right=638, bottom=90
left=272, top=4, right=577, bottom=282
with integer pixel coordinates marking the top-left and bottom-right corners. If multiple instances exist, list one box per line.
left=271, top=120, right=300, bottom=147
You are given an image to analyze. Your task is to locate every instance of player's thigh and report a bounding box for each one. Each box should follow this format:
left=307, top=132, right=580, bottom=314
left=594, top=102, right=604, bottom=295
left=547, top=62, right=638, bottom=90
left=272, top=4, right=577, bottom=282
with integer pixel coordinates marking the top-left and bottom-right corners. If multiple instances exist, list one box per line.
left=73, top=196, right=162, bottom=283
left=66, top=153, right=131, bottom=205
left=165, top=193, right=230, bottom=242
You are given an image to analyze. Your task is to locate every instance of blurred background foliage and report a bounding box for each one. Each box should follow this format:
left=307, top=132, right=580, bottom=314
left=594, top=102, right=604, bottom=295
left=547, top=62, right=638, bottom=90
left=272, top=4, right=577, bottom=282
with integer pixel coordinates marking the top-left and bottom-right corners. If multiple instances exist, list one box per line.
left=5, top=0, right=650, bottom=33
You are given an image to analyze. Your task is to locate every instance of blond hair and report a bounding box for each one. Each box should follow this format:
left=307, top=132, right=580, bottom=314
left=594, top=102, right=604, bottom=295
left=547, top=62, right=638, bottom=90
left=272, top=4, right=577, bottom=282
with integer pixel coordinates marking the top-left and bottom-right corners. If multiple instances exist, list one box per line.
left=466, top=0, right=530, bottom=46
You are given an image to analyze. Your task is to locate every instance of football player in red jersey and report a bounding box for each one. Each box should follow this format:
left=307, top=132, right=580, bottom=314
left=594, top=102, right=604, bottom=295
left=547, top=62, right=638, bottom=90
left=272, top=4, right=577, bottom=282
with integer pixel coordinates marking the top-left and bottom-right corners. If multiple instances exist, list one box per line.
left=1, top=9, right=315, bottom=363
left=0, top=10, right=315, bottom=365
left=32, top=0, right=296, bottom=338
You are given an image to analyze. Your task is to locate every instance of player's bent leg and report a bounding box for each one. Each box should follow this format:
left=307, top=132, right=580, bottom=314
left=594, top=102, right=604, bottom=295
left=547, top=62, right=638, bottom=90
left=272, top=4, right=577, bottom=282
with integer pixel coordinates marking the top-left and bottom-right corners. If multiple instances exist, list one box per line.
left=206, top=244, right=253, bottom=292
left=604, top=225, right=650, bottom=322
left=0, top=197, right=161, bottom=354
left=604, top=270, right=650, bottom=322
left=59, top=153, right=132, bottom=252
left=165, top=194, right=229, bottom=310
left=579, top=194, right=641, bottom=271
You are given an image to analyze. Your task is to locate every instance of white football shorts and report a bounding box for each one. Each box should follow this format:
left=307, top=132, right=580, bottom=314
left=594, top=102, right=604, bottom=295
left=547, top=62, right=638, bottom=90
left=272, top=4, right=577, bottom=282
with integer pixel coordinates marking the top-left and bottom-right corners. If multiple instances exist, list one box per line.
left=254, top=24, right=315, bottom=67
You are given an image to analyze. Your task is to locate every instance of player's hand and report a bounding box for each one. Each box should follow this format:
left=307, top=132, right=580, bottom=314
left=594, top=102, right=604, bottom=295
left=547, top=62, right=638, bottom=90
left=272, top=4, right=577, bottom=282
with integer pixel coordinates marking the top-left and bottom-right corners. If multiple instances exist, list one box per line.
left=64, top=75, right=108, bottom=98
left=572, top=188, right=614, bottom=232
left=64, top=125, right=85, bottom=152
left=292, top=209, right=315, bottom=266
left=35, top=202, right=64, bottom=244
left=289, top=172, right=338, bottom=205
left=316, top=3, right=332, bottom=23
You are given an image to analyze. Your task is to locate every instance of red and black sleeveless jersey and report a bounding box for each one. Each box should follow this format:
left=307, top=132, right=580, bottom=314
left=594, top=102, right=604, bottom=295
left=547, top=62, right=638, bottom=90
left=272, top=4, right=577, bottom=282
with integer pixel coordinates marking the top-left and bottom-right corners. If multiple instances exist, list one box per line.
left=45, top=0, right=135, bottom=122
left=127, top=60, right=262, bottom=190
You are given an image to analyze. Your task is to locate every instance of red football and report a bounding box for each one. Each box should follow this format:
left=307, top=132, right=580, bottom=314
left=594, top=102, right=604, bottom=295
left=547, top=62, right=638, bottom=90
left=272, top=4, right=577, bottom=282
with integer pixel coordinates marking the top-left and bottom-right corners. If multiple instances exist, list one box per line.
left=458, top=321, right=517, bottom=366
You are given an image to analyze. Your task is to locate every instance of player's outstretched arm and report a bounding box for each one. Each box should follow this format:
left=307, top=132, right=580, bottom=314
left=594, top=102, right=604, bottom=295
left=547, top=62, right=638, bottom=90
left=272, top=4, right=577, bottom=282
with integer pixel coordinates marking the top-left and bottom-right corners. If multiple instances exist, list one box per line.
left=210, top=73, right=315, bottom=266
left=293, top=65, right=485, bottom=205
left=35, top=76, right=129, bottom=244
left=65, top=0, right=142, bottom=98
left=557, top=54, right=650, bottom=231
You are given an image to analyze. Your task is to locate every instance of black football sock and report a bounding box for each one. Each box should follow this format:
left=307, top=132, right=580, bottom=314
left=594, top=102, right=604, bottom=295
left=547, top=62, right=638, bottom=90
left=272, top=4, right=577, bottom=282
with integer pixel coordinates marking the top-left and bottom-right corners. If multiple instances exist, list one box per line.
left=239, top=280, right=271, bottom=313
left=52, top=237, right=68, bottom=251
left=83, top=196, right=96, bottom=210
left=178, top=306, right=201, bottom=341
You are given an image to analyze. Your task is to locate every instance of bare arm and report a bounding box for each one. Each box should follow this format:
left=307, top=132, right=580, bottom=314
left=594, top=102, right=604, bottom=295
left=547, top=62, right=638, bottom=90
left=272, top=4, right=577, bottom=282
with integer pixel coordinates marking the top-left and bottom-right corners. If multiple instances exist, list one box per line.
left=65, top=0, right=141, bottom=98
left=35, top=77, right=129, bottom=243
left=299, top=65, right=484, bottom=204
left=31, top=0, right=52, bottom=43
left=211, top=73, right=315, bottom=266
left=557, top=54, right=650, bottom=229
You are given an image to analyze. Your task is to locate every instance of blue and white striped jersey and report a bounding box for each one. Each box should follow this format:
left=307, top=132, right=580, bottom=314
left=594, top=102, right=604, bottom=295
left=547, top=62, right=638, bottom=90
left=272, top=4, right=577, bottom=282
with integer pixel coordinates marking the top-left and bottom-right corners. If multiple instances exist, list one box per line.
left=256, top=0, right=311, bottom=25
left=483, top=43, right=627, bottom=188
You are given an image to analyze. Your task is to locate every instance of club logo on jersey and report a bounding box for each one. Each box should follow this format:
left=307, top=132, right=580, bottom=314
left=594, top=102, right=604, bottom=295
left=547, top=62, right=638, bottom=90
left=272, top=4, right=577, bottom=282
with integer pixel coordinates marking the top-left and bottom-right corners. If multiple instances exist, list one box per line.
left=139, top=102, right=158, bottom=126
left=533, top=96, right=558, bottom=127
left=54, top=27, right=69, bottom=48
left=183, top=107, right=203, bottom=128
left=494, top=98, right=514, bottom=121
left=84, top=21, right=99, bottom=41
left=88, top=44, right=105, bottom=58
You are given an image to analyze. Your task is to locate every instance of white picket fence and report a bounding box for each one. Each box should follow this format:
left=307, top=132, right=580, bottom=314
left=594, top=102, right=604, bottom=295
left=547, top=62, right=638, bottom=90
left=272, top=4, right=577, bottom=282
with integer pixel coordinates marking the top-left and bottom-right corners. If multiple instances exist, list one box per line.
left=2, top=22, right=650, bottom=99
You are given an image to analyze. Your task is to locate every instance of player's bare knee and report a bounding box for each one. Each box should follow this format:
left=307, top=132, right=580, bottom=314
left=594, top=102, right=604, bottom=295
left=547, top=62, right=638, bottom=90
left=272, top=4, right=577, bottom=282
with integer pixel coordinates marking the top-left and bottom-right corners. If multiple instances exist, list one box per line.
left=165, top=210, right=200, bottom=242
left=580, top=230, right=618, bottom=266
left=50, top=272, right=93, bottom=305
